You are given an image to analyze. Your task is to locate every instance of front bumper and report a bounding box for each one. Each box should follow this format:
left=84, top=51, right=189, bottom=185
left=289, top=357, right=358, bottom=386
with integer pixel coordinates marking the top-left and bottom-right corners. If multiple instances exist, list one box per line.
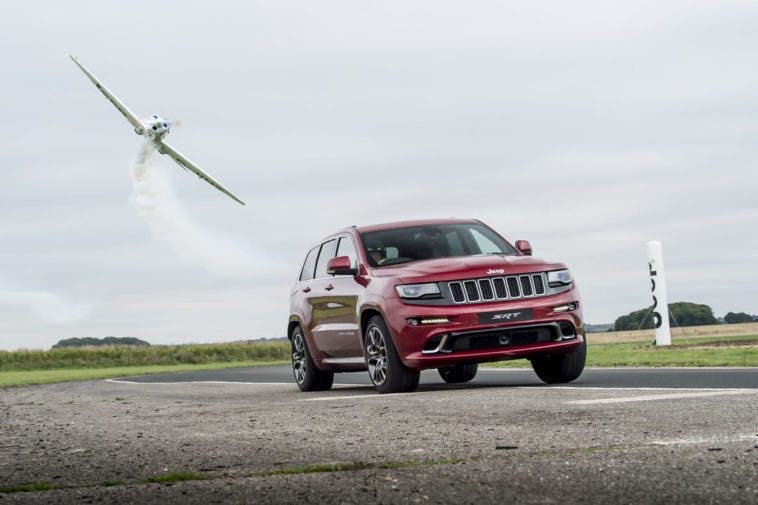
left=382, top=285, right=584, bottom=370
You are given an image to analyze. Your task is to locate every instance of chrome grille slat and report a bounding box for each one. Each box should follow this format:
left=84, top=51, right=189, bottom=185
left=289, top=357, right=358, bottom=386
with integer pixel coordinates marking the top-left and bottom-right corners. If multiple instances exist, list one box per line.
left=478, top=279, right=495, bottom=300
left=520, top=275, right=533, bottom=297
left=492, top=278, right=508, bottom=299
left=507, top=277, right=520, bottom=298
left=448, top=272, right=548, bottom=304
left=532, top=274, right=545, bottom=295
left=449, top=281, right=465, bottom=303
left=463, top=280, right=480, bottom=302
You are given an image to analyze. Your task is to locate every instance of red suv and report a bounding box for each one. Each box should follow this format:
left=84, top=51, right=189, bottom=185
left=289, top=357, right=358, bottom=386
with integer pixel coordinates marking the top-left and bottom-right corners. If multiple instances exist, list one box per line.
left=288, top=219, right=585, bottom=393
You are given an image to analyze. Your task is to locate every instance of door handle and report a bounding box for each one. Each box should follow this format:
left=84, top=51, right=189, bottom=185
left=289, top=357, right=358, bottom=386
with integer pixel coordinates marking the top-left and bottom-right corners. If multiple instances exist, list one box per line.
left=302, top=286, right=311, bottom=293
left=324, top=284, right=334, bottom=291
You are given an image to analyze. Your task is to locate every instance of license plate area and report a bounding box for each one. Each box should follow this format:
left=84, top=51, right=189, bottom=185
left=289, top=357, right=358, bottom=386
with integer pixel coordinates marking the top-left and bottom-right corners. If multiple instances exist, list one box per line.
left=451, top=324, right=555, bottom=351
left=477, top=308, right=533, bottom=325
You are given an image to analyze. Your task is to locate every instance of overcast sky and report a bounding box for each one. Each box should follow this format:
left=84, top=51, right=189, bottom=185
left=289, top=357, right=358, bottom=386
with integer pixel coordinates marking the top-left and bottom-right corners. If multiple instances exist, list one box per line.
left=1, top=1, right=756, bottom=350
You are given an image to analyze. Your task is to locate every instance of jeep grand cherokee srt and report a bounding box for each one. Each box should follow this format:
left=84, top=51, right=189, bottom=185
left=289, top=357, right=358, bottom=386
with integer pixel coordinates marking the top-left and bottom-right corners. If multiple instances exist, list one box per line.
left=288, top=219, right=585, bottom=393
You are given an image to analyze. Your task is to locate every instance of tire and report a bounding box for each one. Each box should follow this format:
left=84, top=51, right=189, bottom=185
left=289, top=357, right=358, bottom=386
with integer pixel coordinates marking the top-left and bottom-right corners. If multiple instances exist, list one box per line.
left=291, top=326, right=334, bottom=392
left=364, top=316, right=420, bottom=394
left=531, top=337, right=586, bottom=384
left=438, top=363, right=478, bottom=383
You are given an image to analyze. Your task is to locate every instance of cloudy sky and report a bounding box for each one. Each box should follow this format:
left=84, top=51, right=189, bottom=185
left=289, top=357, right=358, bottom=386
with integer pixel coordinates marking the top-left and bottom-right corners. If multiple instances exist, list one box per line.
left=1, top=1, right=756, bottom=350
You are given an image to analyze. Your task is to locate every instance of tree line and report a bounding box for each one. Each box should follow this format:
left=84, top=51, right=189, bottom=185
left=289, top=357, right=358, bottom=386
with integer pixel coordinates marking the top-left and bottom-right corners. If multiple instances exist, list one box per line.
left=613, top=302, right=755, bottom=331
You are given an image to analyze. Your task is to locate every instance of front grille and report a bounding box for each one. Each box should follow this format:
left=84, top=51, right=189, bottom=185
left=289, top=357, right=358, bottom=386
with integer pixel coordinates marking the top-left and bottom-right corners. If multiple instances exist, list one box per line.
left=479, top=279, right=494, bottom=300
left=448, top=272, right=547, bottom=304
left=520, top=276, right=533, bottom=296
left=449, top=282, right=465, bottom=302
left=463, top=281, right=479, bottom=302
left=507, top=277, right=520, bottom=297
left=493, top=278, right=507, bottom=298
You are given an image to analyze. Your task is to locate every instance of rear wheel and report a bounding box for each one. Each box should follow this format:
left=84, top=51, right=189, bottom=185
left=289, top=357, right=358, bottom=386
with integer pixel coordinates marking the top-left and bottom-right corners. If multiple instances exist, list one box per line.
left=531, top=337, right=586, bottom=384
left=365, top=316, right=420, bottom=394
left=291, top=327, right=333, bottom=391
left=438, top=363, right=478, bottom=383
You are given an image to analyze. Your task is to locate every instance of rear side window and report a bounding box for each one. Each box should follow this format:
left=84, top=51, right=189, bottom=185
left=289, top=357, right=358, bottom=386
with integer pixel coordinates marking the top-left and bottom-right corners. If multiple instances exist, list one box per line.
left=314, top=239, right=338, bottom=279
left=336, top=236, right=357, bottom=267
left=299, top=246, right=320, bottom=281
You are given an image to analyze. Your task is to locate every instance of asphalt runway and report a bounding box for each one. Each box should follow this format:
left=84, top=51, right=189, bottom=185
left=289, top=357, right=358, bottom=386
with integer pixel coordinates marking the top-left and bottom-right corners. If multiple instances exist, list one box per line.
left=1, top=366, right=756, bottom=504
left=117, top=364, right=758, bottom=389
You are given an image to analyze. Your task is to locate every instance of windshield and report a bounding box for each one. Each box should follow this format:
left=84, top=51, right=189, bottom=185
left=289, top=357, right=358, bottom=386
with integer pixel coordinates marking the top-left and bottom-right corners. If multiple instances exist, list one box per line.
left=360, top=223, right=519, bottom=267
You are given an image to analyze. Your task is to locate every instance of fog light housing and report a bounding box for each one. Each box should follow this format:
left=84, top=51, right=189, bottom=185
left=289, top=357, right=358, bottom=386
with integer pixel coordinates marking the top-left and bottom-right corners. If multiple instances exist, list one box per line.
left=553, top=302, right=578, bottom=313
left=407, top=317, right=450, bottom=326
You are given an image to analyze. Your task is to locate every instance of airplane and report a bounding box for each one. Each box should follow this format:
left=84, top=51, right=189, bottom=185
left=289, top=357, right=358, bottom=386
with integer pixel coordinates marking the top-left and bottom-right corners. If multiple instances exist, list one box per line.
left=69, top=55, right=245, bottom=205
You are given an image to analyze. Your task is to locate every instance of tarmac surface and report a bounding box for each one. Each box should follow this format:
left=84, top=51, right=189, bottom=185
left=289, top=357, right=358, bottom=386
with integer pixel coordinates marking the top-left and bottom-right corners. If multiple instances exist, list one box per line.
left=1, top=365, right=757, bottom=504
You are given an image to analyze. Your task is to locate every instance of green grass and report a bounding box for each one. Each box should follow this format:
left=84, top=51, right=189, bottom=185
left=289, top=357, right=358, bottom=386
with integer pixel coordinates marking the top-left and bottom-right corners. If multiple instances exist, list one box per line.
left=261, top=462, right=371, bottom=476
left=259, top=458, right=465, bottom=476
left=2, top=334, right=754, bottom=389
left=0, top=340, right=291, bottom=387
left=141, top=472, right=208, bottom=485
left=488, top=334, right=758, bottom=368
left=0, top=341, right=290, bottom=371
left=0, top=459, right=465, bottom=495
left=100, top=479, right=124, bottom=487
left=0, top=481, right=58, bottom=494
left=0, top=360, right=288, bottom=388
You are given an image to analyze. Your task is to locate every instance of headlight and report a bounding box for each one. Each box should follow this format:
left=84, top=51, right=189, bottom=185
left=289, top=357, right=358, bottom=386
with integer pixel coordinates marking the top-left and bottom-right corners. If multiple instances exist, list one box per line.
left=395, top=283, right=441, bottom=299
left=547, top=269, right=572, bottom=287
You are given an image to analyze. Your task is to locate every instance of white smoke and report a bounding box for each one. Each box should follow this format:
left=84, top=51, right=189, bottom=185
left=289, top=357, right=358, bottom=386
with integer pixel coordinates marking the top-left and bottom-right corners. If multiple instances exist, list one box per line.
left=130, top=143, right=263, bottom=278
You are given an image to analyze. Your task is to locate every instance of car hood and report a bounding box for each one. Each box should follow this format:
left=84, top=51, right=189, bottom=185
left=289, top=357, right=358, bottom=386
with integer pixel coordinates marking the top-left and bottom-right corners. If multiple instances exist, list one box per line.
left=371, top=255, right=566, bottom=282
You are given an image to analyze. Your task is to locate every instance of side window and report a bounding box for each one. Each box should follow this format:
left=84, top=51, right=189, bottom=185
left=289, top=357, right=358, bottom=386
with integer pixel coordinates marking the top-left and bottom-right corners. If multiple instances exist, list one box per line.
left=470, top=229, right=501, bottom=254
left=314, top=239, right=338, bottom=279
left=299, top=246, right=320, bottom=281
left=336, top=236, right=357, bottom=267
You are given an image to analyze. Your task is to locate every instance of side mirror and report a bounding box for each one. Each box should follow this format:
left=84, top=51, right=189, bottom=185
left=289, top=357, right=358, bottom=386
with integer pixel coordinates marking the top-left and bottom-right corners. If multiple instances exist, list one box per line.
left=515, top=240, right=532, bottom=256
left=327, top=256, right=358, bottom=276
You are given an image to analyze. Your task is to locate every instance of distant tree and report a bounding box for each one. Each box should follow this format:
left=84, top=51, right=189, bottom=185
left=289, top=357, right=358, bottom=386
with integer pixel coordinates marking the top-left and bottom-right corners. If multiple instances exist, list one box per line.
left=723, top=312, right=754, bottom=324
left=52, top=337, right=150, bottom=349
left=614, top=302, right=718, bottom=331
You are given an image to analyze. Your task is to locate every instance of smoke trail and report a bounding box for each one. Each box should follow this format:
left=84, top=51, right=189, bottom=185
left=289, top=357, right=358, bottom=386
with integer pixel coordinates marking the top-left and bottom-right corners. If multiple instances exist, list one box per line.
left=130, top=143, right=262, bottom=277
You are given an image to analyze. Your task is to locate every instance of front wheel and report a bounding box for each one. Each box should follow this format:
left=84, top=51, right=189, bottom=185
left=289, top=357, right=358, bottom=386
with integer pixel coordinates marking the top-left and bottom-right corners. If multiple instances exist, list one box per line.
left=438, top=363, right=478, bottom=383
left=531, top=337, right=586, bottom=384
left=364, top=316, right=420, bottom=394
left=291, top=327, right=334, bottom=391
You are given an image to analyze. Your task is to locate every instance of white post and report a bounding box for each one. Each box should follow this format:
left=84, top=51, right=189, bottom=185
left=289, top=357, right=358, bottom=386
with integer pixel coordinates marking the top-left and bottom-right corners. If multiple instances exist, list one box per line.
left=646, top=241, right=671, bottom=346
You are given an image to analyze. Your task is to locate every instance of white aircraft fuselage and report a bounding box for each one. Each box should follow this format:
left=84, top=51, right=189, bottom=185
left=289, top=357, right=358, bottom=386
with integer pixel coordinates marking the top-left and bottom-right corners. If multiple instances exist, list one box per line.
left=70, top=55, right=245, bottom=205
left=139, top=114, right=170, bottom=140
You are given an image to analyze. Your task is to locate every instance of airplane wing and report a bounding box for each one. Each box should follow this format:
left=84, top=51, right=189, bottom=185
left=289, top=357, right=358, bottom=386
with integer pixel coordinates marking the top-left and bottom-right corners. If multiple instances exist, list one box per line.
left=69, top=55, right=145, bottom=132
left=157, top=140, right=246, bottom=205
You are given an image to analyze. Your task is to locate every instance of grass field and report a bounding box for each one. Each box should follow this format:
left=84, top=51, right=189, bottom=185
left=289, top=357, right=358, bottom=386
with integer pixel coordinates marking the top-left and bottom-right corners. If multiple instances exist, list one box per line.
left=0, top=341, right=290, bottom=388
left=1, top=335, right=755, bottom=388
left=0, top=341, right=289, bottom=370
left=490, top=334, right=758, bottom=368
left=0, top=360, right=289, bottom=388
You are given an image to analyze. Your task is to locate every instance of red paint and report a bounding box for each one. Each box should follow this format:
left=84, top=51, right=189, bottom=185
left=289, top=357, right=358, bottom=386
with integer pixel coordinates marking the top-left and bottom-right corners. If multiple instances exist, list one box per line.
left=289, top=218, right=583, bottom=372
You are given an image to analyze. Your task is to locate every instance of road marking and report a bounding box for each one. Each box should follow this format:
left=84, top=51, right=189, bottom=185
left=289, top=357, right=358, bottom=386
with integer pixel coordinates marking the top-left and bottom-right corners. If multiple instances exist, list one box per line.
left=479, top=366, right=758, bottom=371
left=651, top=434, right=757, bottom=446
left=565, top=389, right=757, bottom=405
left=105, top=379, right=361, bottom=388
left=106, top=379, right=295, bottom=385
left=515, top=386, right=758, bottom=391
